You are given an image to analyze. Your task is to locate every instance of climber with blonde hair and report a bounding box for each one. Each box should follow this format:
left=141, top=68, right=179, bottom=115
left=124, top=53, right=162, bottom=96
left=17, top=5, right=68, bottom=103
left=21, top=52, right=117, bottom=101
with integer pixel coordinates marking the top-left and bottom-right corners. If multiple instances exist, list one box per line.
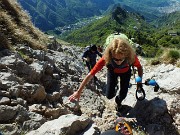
left=69, top=37, right=143, bottom=111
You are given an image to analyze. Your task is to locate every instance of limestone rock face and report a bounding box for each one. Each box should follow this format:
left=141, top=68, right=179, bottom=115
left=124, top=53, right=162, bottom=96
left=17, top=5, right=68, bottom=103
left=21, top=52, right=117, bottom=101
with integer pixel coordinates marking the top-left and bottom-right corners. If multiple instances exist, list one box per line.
left=26, top=114, right=97, bottom=135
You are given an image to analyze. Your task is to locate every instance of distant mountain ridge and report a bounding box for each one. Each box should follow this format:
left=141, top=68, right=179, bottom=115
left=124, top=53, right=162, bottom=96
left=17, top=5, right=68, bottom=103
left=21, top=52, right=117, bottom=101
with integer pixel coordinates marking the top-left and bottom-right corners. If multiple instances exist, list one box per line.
left=17, top=0, right=180, bottom=31
left=154, top=11, right=180, bottom=27
left=63, top=5, right=180, bottom=57
left=116, top=0, right=180, bottom=21
left=17, top=0, right=114, bottom=31
left=63, top=5, right=150, bottom=47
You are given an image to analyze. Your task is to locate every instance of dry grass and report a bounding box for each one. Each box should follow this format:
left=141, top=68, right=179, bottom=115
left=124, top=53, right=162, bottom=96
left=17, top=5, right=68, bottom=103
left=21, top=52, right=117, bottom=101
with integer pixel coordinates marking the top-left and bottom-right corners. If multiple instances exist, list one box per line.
left=161, top=48, right=180, bottom=64
left=0, top=0, right=49, bottom=50
left=176, top=60, right=180, bottom=67
left=149, top=48, right=180, bottom=67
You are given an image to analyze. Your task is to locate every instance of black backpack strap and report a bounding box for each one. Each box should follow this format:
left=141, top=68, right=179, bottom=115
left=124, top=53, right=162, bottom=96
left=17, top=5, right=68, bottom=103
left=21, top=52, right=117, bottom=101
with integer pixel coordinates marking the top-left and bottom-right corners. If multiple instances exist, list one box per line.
left=106, top=64, right=114, bottom=71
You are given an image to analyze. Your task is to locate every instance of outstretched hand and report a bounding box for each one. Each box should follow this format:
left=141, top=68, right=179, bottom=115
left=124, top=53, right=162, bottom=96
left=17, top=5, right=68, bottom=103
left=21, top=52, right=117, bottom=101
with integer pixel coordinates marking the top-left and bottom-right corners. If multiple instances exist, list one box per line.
left=86, top=57, right=90, bottom=62
left=69, top=73, right=93, bottom=102
left=68, top=91, right=81, bottom=101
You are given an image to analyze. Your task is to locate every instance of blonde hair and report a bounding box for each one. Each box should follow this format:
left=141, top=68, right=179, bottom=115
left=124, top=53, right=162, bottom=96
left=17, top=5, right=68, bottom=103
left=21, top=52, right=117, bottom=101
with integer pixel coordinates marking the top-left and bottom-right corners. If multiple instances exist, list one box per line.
left=103, top=38, right=136, bottom=65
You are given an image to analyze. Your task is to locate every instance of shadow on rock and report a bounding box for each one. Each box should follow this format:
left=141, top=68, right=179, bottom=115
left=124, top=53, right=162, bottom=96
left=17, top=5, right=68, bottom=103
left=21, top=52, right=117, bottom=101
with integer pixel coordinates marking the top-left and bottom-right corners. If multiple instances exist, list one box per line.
left=127, top=97, right=179, bottom=135
left=116, top=105, right=133, bottom=117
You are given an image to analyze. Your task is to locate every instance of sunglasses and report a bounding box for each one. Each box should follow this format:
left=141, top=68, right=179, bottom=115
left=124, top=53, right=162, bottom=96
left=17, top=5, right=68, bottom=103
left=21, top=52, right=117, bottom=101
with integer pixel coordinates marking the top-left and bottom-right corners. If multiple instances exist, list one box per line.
left=112, top=58, right=124, bottom=62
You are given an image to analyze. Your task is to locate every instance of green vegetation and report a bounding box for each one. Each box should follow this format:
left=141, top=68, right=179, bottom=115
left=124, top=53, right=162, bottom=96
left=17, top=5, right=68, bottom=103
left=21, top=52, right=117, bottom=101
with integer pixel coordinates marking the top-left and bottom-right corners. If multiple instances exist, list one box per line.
left=116, top=0, right=171, bottom=21
left=62, top=15, right=114, bottom=47
left=3, top=0, right=179, bottom=65
left=62, top=6, right=152, bottom=47
left=117, top=0, right=169, bottom=7
left=160, top=49, right=180, bottom=65
left=17, top=0, right=114, bottom=31
left=60, top=6, right=180, bottom=65
left=18, top=0, right=173, bottom=31
left=151, top=11, right=180, bottom=49
left=18, top=50, right=33, bottom=64
left=168, top=50, right=180, bottom=59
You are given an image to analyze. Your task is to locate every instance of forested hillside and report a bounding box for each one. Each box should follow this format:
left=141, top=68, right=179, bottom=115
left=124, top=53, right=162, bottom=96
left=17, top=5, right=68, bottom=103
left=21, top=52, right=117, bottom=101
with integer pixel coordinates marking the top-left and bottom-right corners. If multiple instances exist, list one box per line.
left=63, top=5, right=151, bottom=47
left=154, top=11, right=180, bottom=27
left=17, top=0, right=114, bottom=31
left=62, top=6, right=180, bottom=59
left=151, top=11, right=180, bottom=49
left=17, top=0, right=180, bottom=31
left=116, top=0, right=180, bottom=21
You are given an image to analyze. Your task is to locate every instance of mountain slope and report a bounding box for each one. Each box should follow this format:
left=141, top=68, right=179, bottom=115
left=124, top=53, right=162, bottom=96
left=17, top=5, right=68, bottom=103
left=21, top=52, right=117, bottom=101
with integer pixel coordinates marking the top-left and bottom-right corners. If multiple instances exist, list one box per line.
left=0, top=1, right=179, bottom=134
left=153, top=11, right=180, bottom=27
left=116, top=0, right=180, bottom=21
left=62, top=6, right=180, bottom=58
left=63, top=5, right=152, bottom=47
left=0, top=0, right=48, bottom=50
left=150, top=11, right=180, bottom=49
left=17, top=0, right=180, bottom=32
left=17, top=0, right=115, bottom=31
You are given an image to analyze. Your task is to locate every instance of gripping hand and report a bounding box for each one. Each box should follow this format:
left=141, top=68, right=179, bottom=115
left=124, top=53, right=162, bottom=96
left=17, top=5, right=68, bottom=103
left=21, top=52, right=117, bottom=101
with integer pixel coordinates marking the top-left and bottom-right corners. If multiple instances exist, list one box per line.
left=135, top=76, right=142, bottom=83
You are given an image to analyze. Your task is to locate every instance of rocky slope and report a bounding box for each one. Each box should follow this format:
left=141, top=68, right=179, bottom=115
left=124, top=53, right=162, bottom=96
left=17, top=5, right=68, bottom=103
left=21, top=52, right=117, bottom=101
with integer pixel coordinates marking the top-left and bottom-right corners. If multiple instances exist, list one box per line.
left=0, top=40, right=179, bottom=135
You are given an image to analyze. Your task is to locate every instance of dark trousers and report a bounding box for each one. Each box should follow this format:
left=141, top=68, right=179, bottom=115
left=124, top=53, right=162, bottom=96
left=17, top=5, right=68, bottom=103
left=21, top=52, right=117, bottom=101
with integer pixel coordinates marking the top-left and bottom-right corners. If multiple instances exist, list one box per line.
left=86, top=61, right=95, bottom=72
left=106, top=69, right=131, bottom=105
left=86, top=61, right=97, bottom=82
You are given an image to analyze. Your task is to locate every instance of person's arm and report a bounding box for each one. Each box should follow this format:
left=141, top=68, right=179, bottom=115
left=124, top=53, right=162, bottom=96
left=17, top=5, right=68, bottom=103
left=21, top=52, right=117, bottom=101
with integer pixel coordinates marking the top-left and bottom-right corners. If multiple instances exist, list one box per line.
left=133, top=55, right=143, bottom=78
left=136, top=65, right=143, bottom=91
left=69, top=57, right=105, bottom=101
left=133, top=56, right=143, bottom=90
left=96, top=51, right=102, bottom=57
left=137, top=65, right=143, bottom=78
left=82, top=51, right=90, bottom=62
left=69, top=73, right=93, bottom=101
left=83, top=57, right=90, bottom=62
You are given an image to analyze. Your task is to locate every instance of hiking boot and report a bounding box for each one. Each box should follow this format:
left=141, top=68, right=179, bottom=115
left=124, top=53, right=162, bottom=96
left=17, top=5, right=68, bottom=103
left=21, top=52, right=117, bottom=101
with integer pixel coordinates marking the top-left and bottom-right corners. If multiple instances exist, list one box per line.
left=115, top=96, right=123, bottom=111
left=115, top=96, right=122, bottom=104
left=116, top=104, right=123, bottom=112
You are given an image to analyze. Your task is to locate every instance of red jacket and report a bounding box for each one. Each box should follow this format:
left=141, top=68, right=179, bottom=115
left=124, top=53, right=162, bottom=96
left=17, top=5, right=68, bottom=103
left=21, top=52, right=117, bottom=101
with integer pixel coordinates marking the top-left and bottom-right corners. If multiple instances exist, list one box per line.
left=90, top=56, right=141, bottom=76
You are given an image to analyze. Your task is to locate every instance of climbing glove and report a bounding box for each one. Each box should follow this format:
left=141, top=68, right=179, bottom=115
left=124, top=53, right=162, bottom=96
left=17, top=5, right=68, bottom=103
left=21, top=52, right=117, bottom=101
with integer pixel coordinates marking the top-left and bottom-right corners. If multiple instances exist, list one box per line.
left=135, top=76, right=142, bottom=83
